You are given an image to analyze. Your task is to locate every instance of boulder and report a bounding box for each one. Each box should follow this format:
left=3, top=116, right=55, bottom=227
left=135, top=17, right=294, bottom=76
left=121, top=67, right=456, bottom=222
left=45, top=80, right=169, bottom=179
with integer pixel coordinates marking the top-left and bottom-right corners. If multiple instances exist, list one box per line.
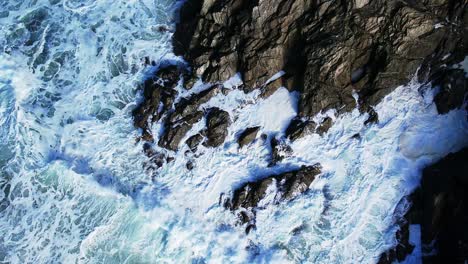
left=158, top=111, right=203, bottom=151
left=237, top=127, right=261, bottom=148
left=285, top=117, right=316, bottom=141
left=316, top=117, right=333, bottom=136
left=204, top=108, right=231, bottom=147
left=186, top=133, right=204, bottom=151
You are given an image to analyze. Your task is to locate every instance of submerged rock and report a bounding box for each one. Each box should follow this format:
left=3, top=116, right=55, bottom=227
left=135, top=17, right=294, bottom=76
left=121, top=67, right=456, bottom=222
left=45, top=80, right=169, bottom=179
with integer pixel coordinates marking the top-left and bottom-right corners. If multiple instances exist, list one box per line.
left=237, top=127, right=261, bottom=148
left=225, top=164, right=322, bottom=224
left=204, top=108, right=231, bottom=148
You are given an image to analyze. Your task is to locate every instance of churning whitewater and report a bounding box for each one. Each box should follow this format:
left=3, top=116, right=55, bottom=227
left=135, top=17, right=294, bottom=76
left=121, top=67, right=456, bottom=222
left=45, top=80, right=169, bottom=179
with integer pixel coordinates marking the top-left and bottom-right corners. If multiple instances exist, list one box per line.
left=0, top=1, right=467, bottom=263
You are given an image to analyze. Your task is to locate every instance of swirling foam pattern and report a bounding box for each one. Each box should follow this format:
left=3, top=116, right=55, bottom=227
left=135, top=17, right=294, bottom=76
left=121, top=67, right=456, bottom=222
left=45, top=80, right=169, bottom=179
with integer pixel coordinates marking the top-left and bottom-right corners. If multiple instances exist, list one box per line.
left=0, top=0, right=467, bottom=263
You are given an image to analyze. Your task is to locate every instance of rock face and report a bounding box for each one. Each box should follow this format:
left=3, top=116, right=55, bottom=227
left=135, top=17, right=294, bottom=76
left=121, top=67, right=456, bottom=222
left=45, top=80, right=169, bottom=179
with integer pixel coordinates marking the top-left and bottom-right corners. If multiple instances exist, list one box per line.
left=378, top=148, right=468, bottom=263
left=225, top=164, right=321, bottom=225
left=204, top=108, right=231, bottom=148
left=174, top=0, right=467, bottom=120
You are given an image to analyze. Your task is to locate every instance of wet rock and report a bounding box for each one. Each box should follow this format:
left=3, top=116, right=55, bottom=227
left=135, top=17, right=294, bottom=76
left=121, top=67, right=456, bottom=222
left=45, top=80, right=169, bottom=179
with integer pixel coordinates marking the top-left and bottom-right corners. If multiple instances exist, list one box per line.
left=169, top=84, right=221, bottom=123
left=133, top=64, right=184, bottom=141
left=364, top=107, right=379, bottom=125
left=237, top=127, right=261, bottom=148
left=158, top=111, right=203, bottom=151
left=158, top=85, right=221, bottom=151
left=173, top=0, right=467, bottom=130
left=378, top=148, right=468, bottom=263
left=269, top=137, right=293, bottom=166
left=316, top=117, right=333, bottom=136
left=186, top=161, right=194, bottom=170
left=285, top=117, right=316, bottom=141
left=204, top=108, right=231, bottom=148
left=226, top=164, right=322, bottom=224
left=186, top=133, right=204, bottom=151
left=432, top=69, right=468, bottom=114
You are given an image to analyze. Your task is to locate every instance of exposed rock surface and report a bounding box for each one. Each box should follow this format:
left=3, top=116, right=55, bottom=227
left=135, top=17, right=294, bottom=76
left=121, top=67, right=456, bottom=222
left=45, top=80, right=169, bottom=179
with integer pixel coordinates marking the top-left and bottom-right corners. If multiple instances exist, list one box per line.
left=174, top=0, right=467, bottom=121
left=186, top=133, right=204, bottom=151
left=316, top=117, right=333, bottom=136
left=225, top=164, right=321, bottom=225
left=285, top=117, right=316, bottom=141
left=378, top=148, right=468, bottom=263
left=204, top=108, right=231, bottom=148
left=132, top=64, right=183, bottom=142
left=269, top=137, right=293, bottom=166
left=237, top=126, right=260, bottom=148
left=159, top=85, right=221, bottom=150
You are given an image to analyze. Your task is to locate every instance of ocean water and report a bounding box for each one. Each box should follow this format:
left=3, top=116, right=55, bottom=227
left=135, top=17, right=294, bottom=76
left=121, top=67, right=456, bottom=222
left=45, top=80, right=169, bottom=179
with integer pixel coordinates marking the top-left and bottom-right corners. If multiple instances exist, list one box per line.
left=0, top=1, right=467, bottom=263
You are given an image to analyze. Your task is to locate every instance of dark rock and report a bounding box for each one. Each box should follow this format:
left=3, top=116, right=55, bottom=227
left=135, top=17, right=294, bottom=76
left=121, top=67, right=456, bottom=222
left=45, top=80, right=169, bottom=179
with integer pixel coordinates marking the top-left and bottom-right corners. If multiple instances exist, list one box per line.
left=237, top=127, right=261, bottom=148
left=133, top=64, right=184, bottom=142
left=432, top=69, right=468, bottom=114
left=378, top=148, right=468, bottom=263
left=186, top=133, right=204, bottom=151
left=285, top=117, right=316, bottom=141
left=158, top=111, right=203, bottom=151
left=158, top=85, right=221, bottom=151
left=173, top=0, right=467, bottom=129
left=186, top=161, right=194, bottom=170
left=169, top=84, right=221, bottom=123
left=317, top=117, right=333, bottom=136
left=269, top=137, right=293, bottom=166
left=226, top=164, right=322, bottom=224
left=364, top=107, right=379, bottom=125
left=204, top=108, right=231, bottom=148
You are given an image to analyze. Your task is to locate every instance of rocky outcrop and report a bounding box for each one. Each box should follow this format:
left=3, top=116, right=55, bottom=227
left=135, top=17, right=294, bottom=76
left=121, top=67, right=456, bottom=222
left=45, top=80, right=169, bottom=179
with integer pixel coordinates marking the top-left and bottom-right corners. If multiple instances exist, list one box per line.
left=204, top=108, right=231, bottom=148
left=269, top=137, right=293, bottom=166
left=378, top=148, right=468, bottom=263
left=237, top=126, right=260, bottom=148
left=186, top=133, right=204, bottom=151
left=285, top=117, right=316, bottom=141
left=316, top=117, right=333, bottom=136
left=174, top=0, right=467, bottom=125
left=132, top=64, right=182, bottom=142
left=225, top=164, right=321, bottom=226
left=133, top=64, right=226, bottom=152
left=159, top=85, right=221, bottom=151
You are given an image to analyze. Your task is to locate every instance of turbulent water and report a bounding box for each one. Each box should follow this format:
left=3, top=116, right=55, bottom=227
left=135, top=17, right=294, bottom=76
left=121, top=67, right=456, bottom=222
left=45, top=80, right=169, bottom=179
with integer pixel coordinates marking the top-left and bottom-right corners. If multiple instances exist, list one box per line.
left=0, top=1, right=467, bottom=263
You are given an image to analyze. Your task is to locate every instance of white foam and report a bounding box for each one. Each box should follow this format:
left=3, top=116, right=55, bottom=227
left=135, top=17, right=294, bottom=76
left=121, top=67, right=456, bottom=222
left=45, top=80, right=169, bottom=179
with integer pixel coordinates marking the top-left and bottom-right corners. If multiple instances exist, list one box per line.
left=0, top=1, right=467, bottom=263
